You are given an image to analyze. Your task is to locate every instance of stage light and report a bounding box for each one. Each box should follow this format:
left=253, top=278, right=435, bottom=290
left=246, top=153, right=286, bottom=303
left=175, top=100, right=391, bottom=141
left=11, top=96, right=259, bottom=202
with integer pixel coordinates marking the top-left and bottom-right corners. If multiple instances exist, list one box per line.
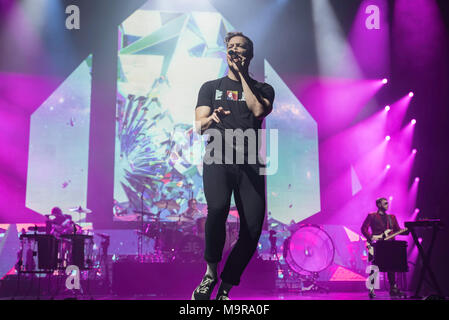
left=382, top=78, right=388, bottom=84
left=385, top=105, right=390, bottom=112
left=414, top=208, right=420, bottom=214
left=409, top=92, right=414, bottom=98
left=411, top=119, right=416, bottom=125
left=385, top=135, right=391, bottom=141
left=415, top=177, right=420, bottom=182
left=412, top=149, right=417, bottom=154
left=386, top=164, right=391, bottom=170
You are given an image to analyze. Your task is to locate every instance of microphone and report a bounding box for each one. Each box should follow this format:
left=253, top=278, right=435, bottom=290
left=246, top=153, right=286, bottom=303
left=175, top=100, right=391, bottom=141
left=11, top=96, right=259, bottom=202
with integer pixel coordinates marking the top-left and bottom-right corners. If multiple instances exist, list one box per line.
left=228, top=50, right=239, bottom=58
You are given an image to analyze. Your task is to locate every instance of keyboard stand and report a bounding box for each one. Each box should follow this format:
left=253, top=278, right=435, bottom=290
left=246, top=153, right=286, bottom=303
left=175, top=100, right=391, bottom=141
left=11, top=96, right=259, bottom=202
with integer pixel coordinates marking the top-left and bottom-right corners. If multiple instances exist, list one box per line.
left=408, top=224, right=443, bottom=299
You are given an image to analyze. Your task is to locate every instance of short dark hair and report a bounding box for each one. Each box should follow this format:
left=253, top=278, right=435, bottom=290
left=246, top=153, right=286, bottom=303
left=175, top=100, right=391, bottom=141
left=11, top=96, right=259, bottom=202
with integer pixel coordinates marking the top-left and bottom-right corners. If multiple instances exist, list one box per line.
left=376, top=197, right=387, bottom=208
left=224, top=31, right=254, bottom=59
left=51, top=207, right=63, bottom=216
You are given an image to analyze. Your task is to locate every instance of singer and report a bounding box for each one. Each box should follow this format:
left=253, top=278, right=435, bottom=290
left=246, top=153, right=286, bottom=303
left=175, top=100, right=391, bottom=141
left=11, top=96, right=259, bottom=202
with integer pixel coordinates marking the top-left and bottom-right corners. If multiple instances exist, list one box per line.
left=192, top=32, right=275, bottom=300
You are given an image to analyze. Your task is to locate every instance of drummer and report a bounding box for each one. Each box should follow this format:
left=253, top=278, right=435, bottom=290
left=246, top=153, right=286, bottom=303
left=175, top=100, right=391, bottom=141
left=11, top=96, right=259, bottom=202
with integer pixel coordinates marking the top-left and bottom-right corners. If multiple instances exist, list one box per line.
left=181, top=199, right=203, bottom=222
left=46, top=207, right=73, bottom=235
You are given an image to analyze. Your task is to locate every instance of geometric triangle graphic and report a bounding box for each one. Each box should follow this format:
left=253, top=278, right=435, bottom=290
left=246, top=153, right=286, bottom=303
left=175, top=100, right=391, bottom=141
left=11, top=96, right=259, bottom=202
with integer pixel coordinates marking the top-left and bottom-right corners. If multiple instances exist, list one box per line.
left=351, top=165, right=362, bottom=196
left=329, top=265, right=366, bottom=281
left=343, top=226, right=361, bottom=242
left=191, top=12, right=221, bottom=49
left=160, top=12, right=184, bottom=25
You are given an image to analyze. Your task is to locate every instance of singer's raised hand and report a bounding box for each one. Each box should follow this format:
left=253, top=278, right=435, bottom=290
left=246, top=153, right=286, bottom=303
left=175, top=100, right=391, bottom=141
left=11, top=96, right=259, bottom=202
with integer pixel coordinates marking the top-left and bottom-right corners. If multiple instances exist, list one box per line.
left=228, top=52, right=246, bottom=74
left=209, top=106, right=231, bottom=123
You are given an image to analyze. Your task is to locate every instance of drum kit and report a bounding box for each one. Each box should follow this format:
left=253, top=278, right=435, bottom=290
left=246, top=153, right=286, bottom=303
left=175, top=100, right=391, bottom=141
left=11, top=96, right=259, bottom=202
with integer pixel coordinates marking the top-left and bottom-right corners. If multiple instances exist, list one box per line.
left=16, top=206, right=107, bottom=275
left=134, top=200, right=239, bottom=263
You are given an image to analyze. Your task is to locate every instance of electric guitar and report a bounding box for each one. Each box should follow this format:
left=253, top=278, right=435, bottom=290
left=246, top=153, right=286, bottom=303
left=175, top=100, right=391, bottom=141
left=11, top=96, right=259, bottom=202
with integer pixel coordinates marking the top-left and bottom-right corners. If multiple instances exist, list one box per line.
left=366, top=228, right=408, bottom=260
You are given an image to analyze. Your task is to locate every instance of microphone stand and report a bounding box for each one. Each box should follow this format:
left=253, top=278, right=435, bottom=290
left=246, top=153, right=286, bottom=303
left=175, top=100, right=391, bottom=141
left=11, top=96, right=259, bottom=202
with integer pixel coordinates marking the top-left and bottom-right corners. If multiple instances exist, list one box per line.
left=138, top=184, right=146, bottom=262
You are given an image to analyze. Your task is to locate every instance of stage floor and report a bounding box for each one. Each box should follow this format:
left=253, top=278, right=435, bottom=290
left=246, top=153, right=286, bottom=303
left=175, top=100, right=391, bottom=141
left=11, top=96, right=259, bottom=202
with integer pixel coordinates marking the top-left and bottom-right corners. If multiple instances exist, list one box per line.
left=2, top=291, right=419, bottom=300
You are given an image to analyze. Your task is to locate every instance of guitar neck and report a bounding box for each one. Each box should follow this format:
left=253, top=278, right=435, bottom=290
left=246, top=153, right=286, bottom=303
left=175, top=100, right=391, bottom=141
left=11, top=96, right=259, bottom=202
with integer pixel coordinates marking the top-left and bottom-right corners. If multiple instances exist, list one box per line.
left=384, top=228, right=408, bottom=240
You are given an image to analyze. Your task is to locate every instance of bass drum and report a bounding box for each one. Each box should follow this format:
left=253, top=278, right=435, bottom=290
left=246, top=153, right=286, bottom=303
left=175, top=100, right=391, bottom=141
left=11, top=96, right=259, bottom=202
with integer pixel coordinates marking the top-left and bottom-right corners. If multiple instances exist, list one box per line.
left=176, top=235, right=204, bottom=262
left=159, top=228, right=183, bottom=252
left=283, top=224, right=335, bottom=276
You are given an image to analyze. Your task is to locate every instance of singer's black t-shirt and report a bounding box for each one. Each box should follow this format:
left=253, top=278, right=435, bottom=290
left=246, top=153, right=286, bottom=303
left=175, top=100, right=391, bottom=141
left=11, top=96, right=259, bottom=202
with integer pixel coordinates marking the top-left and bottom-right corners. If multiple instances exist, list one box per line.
left=195, top=76, right=275, bottom=164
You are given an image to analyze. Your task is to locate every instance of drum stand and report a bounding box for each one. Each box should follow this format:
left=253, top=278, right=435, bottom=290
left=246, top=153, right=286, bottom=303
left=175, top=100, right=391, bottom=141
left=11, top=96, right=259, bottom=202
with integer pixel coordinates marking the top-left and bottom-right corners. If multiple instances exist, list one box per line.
left=267, top=240, right=289, bottom=291
left=297, top=272, right=329, bottom=294
left=14, top=234, right=57, bottom=300
left=50, top=234, right=95, bottom=300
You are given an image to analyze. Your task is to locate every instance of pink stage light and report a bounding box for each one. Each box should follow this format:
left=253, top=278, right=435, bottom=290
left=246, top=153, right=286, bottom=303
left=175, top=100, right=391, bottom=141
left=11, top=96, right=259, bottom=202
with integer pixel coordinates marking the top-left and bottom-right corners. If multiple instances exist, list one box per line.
left=386, top=164, right=391, bottom=170
left=385, top=135, right=391, bottom=141
left=412, top=149, right=417, bottom=154
left=382, top=78, right=388, bottom=84
left=409, top=92, right=414, bottom=98
left=410, top=208, right=420, bottom=221
left=385, top=105, right=390, bottom=112
left=415, top=177, right=420, bottom=182
left=411, top=119, right=416, bottom=125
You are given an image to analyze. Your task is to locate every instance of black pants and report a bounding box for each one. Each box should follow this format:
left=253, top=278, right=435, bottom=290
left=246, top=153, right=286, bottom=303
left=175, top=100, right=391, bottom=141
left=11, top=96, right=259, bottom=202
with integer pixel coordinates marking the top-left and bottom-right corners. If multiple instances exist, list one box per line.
left=387, top=272, right=396, bottom=287
left=202, top=162, right=266, bottom=286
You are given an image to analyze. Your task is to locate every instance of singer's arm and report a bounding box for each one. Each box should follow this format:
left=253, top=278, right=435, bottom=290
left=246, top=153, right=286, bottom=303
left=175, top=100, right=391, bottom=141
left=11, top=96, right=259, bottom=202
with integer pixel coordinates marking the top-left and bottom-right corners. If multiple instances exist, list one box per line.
left=240, top=74, right=273, bottom=120
left=195, top=106, right=214, bottom=134
left=195, top=106, right=230, bottom=135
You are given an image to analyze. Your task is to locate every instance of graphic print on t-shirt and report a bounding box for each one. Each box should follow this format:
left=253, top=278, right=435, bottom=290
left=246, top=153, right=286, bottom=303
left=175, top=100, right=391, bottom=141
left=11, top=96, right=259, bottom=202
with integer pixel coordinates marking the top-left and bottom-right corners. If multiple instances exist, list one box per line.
left=215, top=90, right=223, bottom=100
left=239, top=92, right=246, bottom=101
left=226, top=90, right=238, bottom=101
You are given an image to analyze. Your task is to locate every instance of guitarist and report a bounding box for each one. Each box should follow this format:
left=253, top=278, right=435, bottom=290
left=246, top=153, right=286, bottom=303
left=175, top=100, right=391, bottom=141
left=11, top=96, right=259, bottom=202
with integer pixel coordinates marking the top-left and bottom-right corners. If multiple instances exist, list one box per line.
left=361, top=197, right=405, bottom=298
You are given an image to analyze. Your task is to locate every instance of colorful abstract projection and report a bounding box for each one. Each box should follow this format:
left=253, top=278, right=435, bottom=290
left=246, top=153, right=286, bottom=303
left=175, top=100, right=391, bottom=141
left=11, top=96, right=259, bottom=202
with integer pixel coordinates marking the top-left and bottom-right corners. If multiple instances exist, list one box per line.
left=113, top=3, right=320, bottom=224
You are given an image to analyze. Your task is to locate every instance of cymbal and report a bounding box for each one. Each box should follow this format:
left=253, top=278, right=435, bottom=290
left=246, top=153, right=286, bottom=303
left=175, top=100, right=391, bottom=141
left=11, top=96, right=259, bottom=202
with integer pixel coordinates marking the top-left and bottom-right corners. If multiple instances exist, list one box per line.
left=134, top=210, right=156, bottom=216
left=153, top=200, right=180, bottom=210
left=69, top=206, right=92, bottom=214
left=164, top=214, right=181, bottom=222
left=269, top=230, right=291, bottom=238
left=27, top=226, right=46, bottom=232
left=94, top=232, right=110, bottom=239
left=135, top=230, right=153, bottom=237
left=179, top=215, right=195, bottom=223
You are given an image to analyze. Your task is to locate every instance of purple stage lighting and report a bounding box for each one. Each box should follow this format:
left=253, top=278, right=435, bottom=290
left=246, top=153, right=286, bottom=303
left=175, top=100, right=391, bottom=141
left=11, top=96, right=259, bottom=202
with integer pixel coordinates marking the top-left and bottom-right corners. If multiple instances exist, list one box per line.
left=386, top=164, right=391, bottom=170
left=385, top=135, right=391, bottom=141
left=382, top=78, right=388, bottom=84
left=385, top=105, right=390, bottom=112
left=415, top=177, right=420, bottom=183
left=411, top=119, right=416, bottom=125
left=412, top=149, right=417, bottom=154
left=409, top=92, right=414, bottom=98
